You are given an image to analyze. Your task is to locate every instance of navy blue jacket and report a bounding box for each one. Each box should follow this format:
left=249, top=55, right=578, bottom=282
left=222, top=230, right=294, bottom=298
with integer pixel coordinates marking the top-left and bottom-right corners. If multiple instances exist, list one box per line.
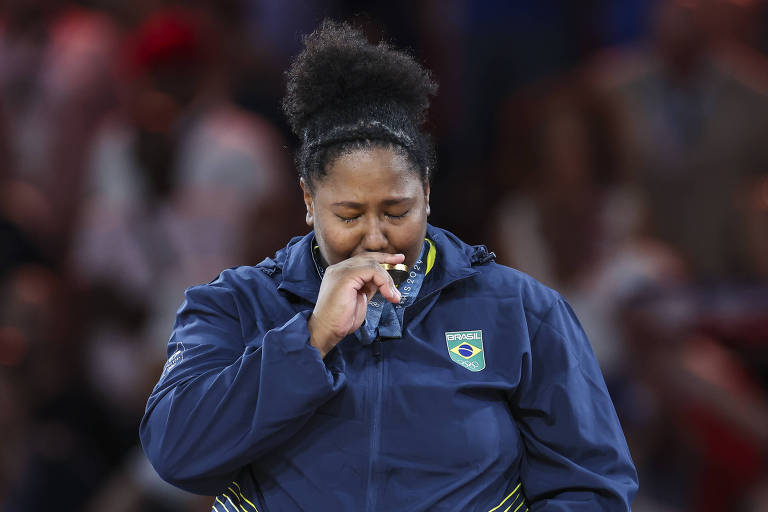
left=140, top=225, right=638, bottom=511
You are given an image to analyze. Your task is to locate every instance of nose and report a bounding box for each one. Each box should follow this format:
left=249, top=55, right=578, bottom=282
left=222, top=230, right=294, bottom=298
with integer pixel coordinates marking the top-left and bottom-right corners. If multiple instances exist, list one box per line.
left=361, top=217, right=388, bottom=252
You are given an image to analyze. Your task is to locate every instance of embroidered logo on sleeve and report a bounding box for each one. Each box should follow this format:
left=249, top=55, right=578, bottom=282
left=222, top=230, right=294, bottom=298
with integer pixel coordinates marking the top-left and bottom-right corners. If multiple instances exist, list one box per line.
left=445, top=330, right=485, bottom=372
left=162, top=341, right=185, bottom=376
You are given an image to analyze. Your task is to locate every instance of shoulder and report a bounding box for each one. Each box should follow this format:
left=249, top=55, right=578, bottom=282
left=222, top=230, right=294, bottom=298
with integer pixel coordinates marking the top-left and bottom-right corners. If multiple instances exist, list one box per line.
left=211, top=264, right=277, bottom=291
left=469, top=264, right=595, bottom=377
left=180, top=264, right=280, bottom=317
left=472, top=261, right=562, bottom=324
left=428, top=224, right=562, bottom=332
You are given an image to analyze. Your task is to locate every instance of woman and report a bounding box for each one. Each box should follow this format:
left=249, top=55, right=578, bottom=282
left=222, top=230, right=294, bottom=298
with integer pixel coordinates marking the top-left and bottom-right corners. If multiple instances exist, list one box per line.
left=140, top=21, right=638, bottom=511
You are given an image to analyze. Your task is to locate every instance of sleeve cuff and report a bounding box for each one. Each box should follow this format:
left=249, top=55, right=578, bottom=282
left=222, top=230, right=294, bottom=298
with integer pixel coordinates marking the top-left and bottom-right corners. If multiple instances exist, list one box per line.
left=262, top=310, right=345, bottom=392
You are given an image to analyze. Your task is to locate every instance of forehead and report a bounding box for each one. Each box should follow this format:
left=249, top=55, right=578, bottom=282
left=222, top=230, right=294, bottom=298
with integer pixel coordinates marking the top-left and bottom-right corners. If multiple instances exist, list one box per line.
left=316, top=147, right=422, bottom=200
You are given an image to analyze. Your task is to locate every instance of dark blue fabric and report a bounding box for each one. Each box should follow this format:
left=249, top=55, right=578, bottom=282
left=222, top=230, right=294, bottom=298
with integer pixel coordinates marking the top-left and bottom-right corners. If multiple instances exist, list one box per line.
left=140, top=225, right=638, bottom=511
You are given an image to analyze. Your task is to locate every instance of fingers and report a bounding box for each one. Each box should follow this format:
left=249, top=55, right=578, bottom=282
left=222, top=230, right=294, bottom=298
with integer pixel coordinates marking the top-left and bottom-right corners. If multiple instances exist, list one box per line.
left=310, top=252, right=407, bottom=348
left=366, top=262, right=402, bottom=304
left=322, top=252, right=405, bottom=308
left=362, top=252, right=406, bottom=265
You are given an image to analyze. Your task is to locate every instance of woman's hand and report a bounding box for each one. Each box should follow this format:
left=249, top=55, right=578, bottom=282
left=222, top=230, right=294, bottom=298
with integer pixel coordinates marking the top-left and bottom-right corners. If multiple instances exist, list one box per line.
left=308, top=252, right=404, bottom=358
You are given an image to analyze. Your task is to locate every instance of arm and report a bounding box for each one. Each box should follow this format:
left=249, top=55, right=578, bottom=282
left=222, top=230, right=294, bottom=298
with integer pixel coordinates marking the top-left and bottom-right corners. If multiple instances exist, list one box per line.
left=139, top=279, right=346, bottom=495
left=512, top=298, right=638, bottom=510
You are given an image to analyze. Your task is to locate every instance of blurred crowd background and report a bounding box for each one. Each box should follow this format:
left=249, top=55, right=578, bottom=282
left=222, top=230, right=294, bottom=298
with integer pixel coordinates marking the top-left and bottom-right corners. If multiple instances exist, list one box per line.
left=1, top=0, right=767, bottom=510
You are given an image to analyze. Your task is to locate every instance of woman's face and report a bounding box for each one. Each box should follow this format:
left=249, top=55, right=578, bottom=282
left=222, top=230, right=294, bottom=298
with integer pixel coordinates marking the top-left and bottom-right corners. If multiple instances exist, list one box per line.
left=301, top=146, right=430, bottom=267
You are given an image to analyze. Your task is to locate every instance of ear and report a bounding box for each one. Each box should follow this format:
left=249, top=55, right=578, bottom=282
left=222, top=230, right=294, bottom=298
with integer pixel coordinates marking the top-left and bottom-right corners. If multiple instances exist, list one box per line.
left=424, top=182, right=431, bottom=217
left=300, top=178, right=314, bottom=227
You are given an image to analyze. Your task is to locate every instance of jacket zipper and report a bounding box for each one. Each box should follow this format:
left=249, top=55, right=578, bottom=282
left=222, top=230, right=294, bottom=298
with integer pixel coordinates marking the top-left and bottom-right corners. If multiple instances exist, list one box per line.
left=366, top=338, right=384, bottom=512
left=365, top=273, right=476, bottom=510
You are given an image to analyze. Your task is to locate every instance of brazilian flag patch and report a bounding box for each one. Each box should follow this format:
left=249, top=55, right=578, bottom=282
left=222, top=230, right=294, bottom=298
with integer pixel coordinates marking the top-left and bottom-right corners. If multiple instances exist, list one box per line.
left=445, top=330, right=485, bottom=372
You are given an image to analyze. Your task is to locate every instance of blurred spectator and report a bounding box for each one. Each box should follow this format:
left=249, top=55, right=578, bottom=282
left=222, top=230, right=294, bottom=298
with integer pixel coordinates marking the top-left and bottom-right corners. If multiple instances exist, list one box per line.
left=0, top=210, right=133, bottom=510
left=623, top=284, right=768, bottom=511
left=492, top=77, right=684, bottom=379
left=592, top=0, right=768, bottom=280
left=66, top=7, right=296, bottom=508
left=0, top=0, right=118, bottom=254
left=71, top=5, right=292, bottom=405
left=584, top=2, right=768, bottom=509
left=422, top=0, right=608, bottom=239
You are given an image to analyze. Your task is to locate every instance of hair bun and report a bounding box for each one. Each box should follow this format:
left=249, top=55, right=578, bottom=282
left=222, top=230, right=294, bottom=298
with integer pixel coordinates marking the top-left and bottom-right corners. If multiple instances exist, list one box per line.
left=283, top=20, right=437, bottom=137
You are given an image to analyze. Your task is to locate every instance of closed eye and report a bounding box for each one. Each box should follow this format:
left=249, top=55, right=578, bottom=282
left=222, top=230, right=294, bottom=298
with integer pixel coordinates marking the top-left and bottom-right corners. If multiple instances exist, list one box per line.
left=386, top=210, right=410, bottom=220
left=336, top=214, right=360, bottom=224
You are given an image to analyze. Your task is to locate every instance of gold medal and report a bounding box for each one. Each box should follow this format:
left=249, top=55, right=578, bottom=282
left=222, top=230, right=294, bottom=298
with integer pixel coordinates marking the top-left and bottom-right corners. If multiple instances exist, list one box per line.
left=381, top=263, right=409, bottom=287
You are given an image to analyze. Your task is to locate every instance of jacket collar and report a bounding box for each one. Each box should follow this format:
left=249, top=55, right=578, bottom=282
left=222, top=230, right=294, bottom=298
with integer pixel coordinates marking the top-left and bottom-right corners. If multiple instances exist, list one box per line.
left=272, top=224, right=493, bottom=305
left=275, top=231, right=321, bottom=304
left=418, top=225, right=480, bottom=299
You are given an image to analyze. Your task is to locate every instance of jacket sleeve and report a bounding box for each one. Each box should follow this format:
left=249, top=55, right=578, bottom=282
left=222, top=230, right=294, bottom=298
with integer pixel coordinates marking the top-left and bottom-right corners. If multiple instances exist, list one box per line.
left=512, top=297, right=638, bottom=510
left=139, top=280, right=346, bottom=495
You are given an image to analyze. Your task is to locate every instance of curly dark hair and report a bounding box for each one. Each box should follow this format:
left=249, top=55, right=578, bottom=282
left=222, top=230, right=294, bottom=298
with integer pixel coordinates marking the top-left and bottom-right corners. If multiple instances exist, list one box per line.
left=282, top=20, right=438, bottom=191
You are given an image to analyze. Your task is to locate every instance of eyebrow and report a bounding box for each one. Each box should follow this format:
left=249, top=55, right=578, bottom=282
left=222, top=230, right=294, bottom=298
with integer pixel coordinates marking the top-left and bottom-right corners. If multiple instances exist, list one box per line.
left=332, top=197, right=412, bottom=208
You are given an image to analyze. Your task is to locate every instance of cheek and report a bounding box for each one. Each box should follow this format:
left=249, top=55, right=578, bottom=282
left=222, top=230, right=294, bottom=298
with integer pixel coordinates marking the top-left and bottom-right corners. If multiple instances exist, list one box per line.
left=391, top=210, right=428, bottom=255
left=315, top=217, right=358, bottom=262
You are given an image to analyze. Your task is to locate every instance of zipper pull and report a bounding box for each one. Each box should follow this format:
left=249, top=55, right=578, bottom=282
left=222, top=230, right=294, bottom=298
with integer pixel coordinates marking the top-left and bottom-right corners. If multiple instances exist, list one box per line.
left=372, top=338, right=382, bottom=358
